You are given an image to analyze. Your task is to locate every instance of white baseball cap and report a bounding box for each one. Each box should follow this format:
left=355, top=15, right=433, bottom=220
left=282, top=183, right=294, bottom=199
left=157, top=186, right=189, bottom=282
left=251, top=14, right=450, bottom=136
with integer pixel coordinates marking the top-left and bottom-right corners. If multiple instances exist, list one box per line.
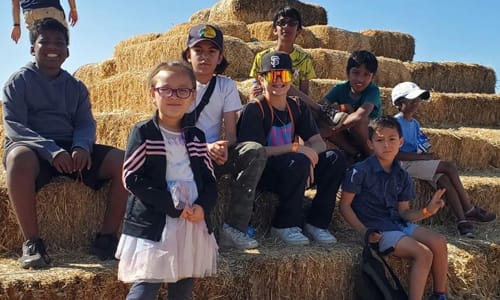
left=391, top=82, right=430, bottom=105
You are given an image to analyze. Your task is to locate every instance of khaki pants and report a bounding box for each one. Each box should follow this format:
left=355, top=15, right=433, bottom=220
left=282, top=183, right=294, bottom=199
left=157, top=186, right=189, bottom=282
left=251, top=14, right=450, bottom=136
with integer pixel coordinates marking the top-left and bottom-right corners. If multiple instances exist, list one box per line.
left=24, top=7, right=68, bottom=30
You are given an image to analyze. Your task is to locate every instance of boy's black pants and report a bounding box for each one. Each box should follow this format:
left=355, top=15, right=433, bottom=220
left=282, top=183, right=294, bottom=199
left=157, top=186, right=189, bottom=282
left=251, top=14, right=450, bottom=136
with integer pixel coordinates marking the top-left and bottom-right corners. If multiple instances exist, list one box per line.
left=258, top=149, right=346, bottom=229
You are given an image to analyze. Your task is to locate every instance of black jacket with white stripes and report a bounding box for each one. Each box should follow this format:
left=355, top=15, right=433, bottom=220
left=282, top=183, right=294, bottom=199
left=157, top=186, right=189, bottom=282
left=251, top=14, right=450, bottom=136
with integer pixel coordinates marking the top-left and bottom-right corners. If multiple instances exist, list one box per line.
left=122, top=112, right=216, bottom=241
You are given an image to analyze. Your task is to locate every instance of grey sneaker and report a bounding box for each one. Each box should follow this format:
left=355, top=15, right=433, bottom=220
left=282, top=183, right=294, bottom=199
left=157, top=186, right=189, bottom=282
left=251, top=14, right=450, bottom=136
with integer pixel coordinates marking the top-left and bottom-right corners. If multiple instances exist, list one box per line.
left=457, top=221, right=474, bottom=238
left=271, top=226, right=310, bottom=245
left=303, top=223, right=337, bottom=244
left=465, top=206, right=496, bottom=223
left=19, top=238, right=51, bottom=269
left=220, top=223, right=259, bottom=250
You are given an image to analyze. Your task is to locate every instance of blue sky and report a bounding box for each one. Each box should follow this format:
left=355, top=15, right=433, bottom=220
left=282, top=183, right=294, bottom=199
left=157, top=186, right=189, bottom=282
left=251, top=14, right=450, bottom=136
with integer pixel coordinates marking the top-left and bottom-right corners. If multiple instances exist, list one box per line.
left=1, top=0, right=499, bottom=92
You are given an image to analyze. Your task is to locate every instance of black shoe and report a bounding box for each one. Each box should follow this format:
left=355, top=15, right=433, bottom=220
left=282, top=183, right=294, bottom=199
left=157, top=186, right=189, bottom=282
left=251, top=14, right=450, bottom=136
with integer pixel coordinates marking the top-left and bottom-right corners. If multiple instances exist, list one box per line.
left=90, top=233, right=118, bottom=260
left=428, top=293, right=447, bottom=300
left=457, top=221, right=474, bottom=238
left=19, top=238, right=51, bottom=269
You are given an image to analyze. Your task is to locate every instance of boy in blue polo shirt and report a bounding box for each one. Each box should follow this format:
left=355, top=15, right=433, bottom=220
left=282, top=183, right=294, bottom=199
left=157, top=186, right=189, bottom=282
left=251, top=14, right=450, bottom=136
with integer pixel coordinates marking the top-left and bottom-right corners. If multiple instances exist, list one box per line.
left=340, top=116, right=448, bottom=300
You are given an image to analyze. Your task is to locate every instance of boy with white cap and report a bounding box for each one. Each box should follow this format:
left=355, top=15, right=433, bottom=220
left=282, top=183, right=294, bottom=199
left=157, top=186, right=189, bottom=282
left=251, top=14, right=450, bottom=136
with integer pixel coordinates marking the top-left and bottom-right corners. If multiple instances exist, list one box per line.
left=392, top=81, right=496, bottom=238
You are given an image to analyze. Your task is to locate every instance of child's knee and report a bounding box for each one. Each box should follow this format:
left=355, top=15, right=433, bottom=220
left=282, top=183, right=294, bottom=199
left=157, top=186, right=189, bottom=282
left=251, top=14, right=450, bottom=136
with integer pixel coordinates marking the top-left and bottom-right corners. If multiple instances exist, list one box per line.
left=6, top=146, right=39, bottom=173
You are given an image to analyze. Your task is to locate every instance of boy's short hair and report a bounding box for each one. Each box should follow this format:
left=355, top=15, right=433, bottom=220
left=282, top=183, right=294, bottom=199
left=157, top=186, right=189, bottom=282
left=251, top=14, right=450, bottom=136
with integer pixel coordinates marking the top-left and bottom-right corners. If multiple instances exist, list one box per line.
left=368, top=115, right=402, bottom=140
left=346, top=50, right=378, bottom=74
left=182, top=24, right=229, bottom=74
left=273, top=6, right=303, bottom=30
left=391, top=82, right=430, bottom=107
left=29, top=18, right=69, bottom=46
left=260, top=51, right=293, bottom=73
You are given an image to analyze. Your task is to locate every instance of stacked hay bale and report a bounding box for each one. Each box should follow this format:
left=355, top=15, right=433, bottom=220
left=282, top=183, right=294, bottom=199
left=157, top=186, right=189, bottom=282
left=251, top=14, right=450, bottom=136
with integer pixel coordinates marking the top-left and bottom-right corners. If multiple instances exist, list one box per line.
left=0, top=0, right=499, bottom=299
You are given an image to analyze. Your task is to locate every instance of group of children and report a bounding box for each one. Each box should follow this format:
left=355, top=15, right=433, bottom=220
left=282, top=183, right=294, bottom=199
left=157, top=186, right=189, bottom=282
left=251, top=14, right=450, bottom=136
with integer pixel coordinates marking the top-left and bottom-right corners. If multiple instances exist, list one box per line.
left=2, top=6, right=496, bottom=300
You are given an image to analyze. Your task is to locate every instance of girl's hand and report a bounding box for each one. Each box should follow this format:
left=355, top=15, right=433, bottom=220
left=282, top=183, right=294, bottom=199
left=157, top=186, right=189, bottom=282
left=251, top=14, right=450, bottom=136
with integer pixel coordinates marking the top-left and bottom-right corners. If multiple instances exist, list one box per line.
left=427, top=188, right=446, bottom=214
left=187, top=204, right=205, bottom=222
left=180, top=207, right=193, bottom=219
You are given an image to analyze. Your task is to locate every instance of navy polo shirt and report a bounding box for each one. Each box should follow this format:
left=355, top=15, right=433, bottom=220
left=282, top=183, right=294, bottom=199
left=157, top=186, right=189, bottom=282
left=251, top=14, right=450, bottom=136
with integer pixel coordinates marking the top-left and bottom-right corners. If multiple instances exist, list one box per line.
left=343, top=155, right=416, bottom=231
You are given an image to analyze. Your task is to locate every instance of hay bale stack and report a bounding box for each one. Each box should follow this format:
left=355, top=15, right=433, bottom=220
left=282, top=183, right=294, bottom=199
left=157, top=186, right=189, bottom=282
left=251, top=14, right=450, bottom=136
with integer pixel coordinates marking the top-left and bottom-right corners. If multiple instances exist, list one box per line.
left=87, top=71, right=148, bottom=113
left=208, top=0, right=327, bottom=26
left=247, top=22, right=321, bottom=48
left=113, top=34, right=186, bottom=73
left=222, top=36, right=256, bottom=80
left=95, top=112, right=150, bottom=150
left=373, top=56, right=412, bottom=88
left=404, top=62, right=497, bottom=94
left=308, top=25, right=372, bottom=53
left=0, top=177, right=109, bottom=252
left=164, top=21, right=252, bottom=43
left=73, top=59, right=117, bottom=87
left=246, top=40, right=276, bottom=56
left=309, top=78, right=343, bottom=101
left=235, top=78, right=255, bottom=104
left=306, top=49, right=411, bottom=87
left=360, top=29, right=415, bottom=62
left=306, top=48, right=350, bottom=81
left=424, top=127, right=500, bottom=170
left=113, top=33, right=162, bottom=53
left=188, top=8, right=210, bottom=23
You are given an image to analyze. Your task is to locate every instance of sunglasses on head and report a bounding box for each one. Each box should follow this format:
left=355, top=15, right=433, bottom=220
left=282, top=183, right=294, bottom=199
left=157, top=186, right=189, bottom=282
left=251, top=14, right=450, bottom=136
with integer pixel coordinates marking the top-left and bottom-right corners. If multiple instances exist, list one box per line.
left=263, top=70, right=293, bottom=84
left=276, top=19, right=299, bottom=27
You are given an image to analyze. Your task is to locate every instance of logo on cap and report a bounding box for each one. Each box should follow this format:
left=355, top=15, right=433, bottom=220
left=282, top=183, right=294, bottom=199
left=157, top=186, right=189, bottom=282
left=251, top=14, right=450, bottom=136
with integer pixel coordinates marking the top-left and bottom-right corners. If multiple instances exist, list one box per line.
left=199, top=25, right=216, bottom=39
left=270, top=55, right=280, bottom=68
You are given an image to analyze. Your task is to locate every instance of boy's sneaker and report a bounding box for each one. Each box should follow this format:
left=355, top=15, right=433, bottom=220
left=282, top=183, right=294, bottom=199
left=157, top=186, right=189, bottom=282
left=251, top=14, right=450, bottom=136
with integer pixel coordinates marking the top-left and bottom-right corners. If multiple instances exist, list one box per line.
left=271, top=226, right=309, bottom=245
left=457, top=221, right=474, bottom=238
left=19, top=238, right=51, bottom=269
left=303, top=223, right=337, bottom=244
left=428, top=293, right=447, bottom=300
left=320, top=104, right=348, bottom=129
left=220, top=223, right=259, bottom=250
left=90, top=233, right=118, bottom=260
left=465, top=206, right=496, bottom=223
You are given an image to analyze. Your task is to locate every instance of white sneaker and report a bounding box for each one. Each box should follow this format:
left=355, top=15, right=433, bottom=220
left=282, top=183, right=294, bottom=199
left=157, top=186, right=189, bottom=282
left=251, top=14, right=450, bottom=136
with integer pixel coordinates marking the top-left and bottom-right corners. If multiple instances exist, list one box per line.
left=220, top=224, right=259, bottom=250
left=271, top=227, right=310, bottom=245
left=303, top=223, right=337, bottom=244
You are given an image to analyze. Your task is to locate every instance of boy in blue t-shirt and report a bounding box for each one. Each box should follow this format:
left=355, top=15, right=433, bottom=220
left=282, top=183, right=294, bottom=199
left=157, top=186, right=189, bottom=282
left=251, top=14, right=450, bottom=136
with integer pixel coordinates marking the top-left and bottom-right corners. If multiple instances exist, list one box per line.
left=392, top=81, right=496, bottom=238
left=340, top=115, right=448, bottom=300
left=321, top=50, right=381, bottom=161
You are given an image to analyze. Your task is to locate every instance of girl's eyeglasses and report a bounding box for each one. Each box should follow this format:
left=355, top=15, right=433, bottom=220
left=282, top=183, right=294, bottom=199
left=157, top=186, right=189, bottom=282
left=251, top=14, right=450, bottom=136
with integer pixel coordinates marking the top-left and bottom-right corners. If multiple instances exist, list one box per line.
left=153, top=86, right=195, bottom=99
left=263, top=70, right=293, bottom=84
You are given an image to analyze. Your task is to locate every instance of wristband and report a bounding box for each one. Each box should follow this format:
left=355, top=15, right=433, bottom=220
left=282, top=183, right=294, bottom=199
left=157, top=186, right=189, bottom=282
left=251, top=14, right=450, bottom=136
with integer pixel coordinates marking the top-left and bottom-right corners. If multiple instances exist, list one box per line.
left=422, top=207, right=432, bottom=217
left=14, top=23, right=20, bottom=27
left=291, top=142, right=298, bottom=153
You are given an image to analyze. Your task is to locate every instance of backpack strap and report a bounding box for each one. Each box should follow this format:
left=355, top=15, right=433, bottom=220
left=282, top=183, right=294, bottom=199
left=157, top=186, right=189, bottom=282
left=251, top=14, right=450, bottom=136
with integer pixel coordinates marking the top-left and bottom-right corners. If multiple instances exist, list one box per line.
left=363, top=228, right=406, bottom=293
left=182, top=75, right=217, bottom=127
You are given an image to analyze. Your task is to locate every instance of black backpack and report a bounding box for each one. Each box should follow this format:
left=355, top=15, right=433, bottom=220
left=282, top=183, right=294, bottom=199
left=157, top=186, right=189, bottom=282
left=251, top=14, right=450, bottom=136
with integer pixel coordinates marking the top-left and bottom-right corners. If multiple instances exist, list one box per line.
left=354, top=229, right=408, bottom=300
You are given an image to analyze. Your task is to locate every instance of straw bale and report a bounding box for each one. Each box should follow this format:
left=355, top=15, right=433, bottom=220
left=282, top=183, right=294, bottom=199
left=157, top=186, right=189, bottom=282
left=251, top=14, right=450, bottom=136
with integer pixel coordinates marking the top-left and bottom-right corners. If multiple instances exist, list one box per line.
left=98, top=58, right=117, bottom=78
left=223, top=36, right=255, bottom=80
left=404, top=61, right=497, bottom=94
left=87, top=71, right=149, bottom=113
left=424, top=127, right=500, bottom=170
left=235, top=78, right=254, bottom=104
left=247, top=21, right=274, bottom=41
left=360, top=29, right=415, bottom=61
left=72, top=63, right=100, bottom=87
left=208, top=0, right=327, bottom=26
left=373, top=56, right=412, bottom=88
left=246, top=40, right=276, bottom=56
left=309, top=78, right=342, bottom=102
left=94, top=112, right=151, bottom=149
left=308, top=25, right=372, bottom=53
left=0, top=253, right=129, bottom=299
left=188, top=8, right=210, bottom=23
left=113, top=32, right=162, bottom=56
left=305, top=48, right=350, bottom=81
left=213, top=21, right=252, bottom=42
left=113, top=34, right=186, bottom=73
left=0, top=177, right=109, bottom=253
